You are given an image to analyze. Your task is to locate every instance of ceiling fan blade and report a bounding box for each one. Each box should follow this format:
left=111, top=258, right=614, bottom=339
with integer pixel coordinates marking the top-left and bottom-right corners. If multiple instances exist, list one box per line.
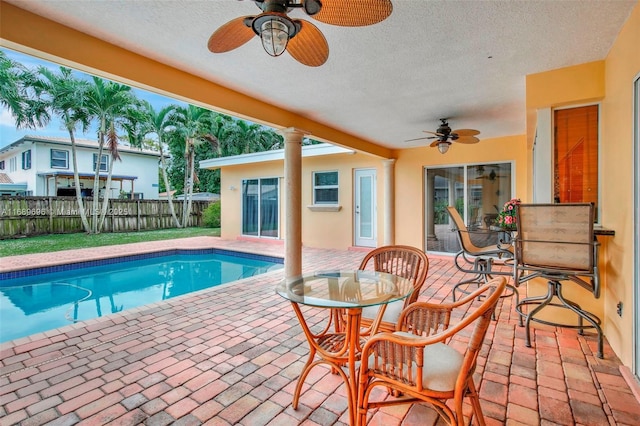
left=429, top=140, right=441, bottom=148
left=311, top=0, right=393, bottom=26
left=287, top=20, right=329, bottom=67
left=404, top=136, right=433, bottom=142
left=208, top=16, right=255, bottom=53
left=454, top=136, right=480, bottom=144
left=422, top=130, right=444, bottom=137
left=452, top=128, right=480, bottom=137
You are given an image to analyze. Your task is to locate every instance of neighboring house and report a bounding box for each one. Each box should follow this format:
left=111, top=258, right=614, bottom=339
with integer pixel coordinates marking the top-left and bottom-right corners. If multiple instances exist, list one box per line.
left=0, top=136, right=161, bottom=199
left=0, top=172, right=28, bottom=196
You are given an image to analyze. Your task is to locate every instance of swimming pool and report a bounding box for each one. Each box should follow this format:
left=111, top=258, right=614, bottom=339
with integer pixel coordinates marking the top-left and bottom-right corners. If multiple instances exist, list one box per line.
left=0, top=249, right=283, bottom=343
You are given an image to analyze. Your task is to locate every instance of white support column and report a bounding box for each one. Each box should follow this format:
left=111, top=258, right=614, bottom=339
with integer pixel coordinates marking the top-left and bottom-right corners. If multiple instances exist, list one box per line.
left=382, top=159, right=395, bottom=246
left=280, top=127, right=306, bottom=279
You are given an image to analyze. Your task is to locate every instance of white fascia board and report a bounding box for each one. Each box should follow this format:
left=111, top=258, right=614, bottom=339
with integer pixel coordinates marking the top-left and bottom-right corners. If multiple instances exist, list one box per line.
left=199, top=143, right=355, bottom=170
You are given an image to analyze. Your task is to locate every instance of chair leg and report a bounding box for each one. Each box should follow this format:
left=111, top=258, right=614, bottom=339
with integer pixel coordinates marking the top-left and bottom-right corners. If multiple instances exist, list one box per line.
left=454, top=257, right=518, bottom=323
left=516, top=282, right=556, bottom=348
left=452, top=258, right=490, bottom=302
left=466, top=379, right=486, bottom=426
left=555, top=284, right=604, bottom=359
left=516, top=280, right=604, bottom=358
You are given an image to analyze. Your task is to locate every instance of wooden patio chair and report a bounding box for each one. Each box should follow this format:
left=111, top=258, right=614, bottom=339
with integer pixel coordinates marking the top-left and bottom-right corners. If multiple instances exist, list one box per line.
left=355, top=277, right=507, bottom=426
left=356, top=245, right=429, bottom=334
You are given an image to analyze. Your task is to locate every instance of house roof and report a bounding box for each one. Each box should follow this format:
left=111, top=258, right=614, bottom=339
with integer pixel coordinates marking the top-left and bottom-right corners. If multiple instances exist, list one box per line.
left=0, top=135, right=162, bottom=158
left=199, top=143, right=355, bottom=170
left=37, top=171, right=138, bottom=181
left=0, top=173, right=13, bottom=184
left=1, top=1, right=635, bottom=155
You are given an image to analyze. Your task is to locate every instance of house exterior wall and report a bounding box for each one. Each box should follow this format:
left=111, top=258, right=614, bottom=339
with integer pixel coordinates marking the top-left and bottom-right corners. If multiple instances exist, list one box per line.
left=521, top=2, right=640, bottom=366
left=0, top=138, right=161, bottom=199
left=601, top=2, right=639, bottom=367
left=220, top=152, right=384, bottom=250
left=393, top=134, right=529, bottom=249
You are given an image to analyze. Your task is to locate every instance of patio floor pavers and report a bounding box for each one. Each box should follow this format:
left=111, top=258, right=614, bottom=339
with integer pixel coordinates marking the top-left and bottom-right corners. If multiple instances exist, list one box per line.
left=1, top=236, right=640, bottom=425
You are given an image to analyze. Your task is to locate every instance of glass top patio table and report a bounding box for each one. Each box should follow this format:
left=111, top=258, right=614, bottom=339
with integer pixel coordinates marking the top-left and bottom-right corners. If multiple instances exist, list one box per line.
left=276, top=270, right=414, bottom=425
left=275, top=270, right=414, bottom=308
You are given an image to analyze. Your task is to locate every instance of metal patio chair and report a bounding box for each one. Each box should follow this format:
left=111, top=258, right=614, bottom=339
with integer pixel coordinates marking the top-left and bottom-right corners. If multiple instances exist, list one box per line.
left=514, top=203, right=603, bottom=358
left=446, top=206, right=517, bottom=310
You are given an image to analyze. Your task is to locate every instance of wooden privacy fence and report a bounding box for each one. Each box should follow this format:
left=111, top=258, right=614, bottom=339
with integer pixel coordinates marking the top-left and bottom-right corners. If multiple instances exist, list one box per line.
left=0, top=196, right=209, bottom=239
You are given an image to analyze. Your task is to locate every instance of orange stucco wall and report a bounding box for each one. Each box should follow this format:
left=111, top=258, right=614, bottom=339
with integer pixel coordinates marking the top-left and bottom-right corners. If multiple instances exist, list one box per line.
left=393, top=135, right=528, bottom=249
left=522, top=2, right=640, bottom=365
left=219, top=152, right=385, bottom=250
left=600, top=1, right=640, bottom=367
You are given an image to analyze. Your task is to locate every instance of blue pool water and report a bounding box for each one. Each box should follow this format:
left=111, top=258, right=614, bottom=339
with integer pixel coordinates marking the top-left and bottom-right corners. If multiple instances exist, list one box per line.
left=0, top=250, right=283, bottom=343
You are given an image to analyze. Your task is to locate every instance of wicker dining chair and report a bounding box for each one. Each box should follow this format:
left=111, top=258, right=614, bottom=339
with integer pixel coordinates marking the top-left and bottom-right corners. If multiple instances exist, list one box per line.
left=357, top=245, right=429, bottom=334
left=355, top=277, right=507, bottom=426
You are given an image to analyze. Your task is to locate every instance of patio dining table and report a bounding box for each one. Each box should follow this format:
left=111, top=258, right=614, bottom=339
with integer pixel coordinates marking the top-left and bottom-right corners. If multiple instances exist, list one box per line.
left=276, top=270, right=414, bottom=425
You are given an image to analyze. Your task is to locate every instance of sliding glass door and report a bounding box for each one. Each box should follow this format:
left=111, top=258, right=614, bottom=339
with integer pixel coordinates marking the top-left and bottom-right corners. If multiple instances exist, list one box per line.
left=425, top=163, right=513, bottom=253
left=242, top=177, right=279, bottom=238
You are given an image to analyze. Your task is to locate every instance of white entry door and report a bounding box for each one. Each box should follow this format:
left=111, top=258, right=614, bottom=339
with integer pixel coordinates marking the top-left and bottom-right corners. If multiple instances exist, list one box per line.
left=354, top=169, right=377, bottom=247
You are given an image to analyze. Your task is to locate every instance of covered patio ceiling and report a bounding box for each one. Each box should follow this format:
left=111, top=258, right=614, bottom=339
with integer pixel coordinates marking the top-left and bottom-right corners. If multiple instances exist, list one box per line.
left=0, top=0, right=636, bottom=153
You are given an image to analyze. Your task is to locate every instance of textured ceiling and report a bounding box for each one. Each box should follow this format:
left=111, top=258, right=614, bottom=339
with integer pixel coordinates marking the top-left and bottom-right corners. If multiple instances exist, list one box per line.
left=4, top=0, right=636, bottom=150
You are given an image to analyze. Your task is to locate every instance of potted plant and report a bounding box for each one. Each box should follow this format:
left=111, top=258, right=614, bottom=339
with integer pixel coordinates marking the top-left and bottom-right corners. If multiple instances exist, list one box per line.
left=496, top=198, right=521, bottom=231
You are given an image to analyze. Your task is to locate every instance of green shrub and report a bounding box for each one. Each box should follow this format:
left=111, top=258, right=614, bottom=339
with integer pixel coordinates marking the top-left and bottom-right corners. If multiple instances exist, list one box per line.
left=203, top=201, right=221, bottom=228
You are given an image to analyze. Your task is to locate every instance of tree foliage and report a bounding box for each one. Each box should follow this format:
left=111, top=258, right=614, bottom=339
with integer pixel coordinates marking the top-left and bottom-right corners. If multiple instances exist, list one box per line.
left=1, top=49, right=295, bottom=221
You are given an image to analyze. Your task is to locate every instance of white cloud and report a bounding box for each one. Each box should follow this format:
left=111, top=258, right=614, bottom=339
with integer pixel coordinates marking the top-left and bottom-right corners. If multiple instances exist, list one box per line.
left=0, top=108, right=16, bottom=127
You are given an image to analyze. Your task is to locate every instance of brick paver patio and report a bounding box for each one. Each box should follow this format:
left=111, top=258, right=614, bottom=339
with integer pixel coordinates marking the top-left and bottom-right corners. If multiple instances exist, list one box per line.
left=1, top=237, right=639, bottom=425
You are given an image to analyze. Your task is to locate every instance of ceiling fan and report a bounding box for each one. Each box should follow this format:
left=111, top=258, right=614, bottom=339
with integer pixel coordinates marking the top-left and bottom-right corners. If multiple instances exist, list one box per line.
left=475, top=165, right=507, bottom=181
left=207, top=0, right=393, bottom=67
left=406, top=118, right=480, bottom=154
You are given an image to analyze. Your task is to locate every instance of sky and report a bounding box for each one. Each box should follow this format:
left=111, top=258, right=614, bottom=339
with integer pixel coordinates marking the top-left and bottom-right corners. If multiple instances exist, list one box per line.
left=0, top=47, right=189, bottom=149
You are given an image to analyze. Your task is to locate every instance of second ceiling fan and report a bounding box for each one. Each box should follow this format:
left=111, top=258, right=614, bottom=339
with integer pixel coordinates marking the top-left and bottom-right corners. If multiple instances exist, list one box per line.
left=207, top=0, right=393, bottom=67
left=407, top=118, right=480, bottom=154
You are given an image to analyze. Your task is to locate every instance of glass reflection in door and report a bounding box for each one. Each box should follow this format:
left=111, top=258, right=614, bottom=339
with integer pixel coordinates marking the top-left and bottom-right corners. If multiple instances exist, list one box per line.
left=242, top=177, right=279, bottom=238
left=425, top=163, right=512, bottom=253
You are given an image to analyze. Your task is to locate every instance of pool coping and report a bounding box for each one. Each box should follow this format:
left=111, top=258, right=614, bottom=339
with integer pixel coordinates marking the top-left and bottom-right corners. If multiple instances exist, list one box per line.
left=0, top=247, right=284, bottom=280
left=0, top=236, right=282, bottom=273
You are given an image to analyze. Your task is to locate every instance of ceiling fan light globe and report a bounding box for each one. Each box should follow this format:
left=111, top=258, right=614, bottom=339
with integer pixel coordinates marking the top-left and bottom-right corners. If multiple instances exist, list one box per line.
left=438, top=141, right=450, bottom=154
left=260, top=19, right=290, bottom=56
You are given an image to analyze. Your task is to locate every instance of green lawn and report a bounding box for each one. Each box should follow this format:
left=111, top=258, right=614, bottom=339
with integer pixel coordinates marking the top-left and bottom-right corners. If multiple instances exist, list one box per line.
left=0, top=227, right=221, bottom=257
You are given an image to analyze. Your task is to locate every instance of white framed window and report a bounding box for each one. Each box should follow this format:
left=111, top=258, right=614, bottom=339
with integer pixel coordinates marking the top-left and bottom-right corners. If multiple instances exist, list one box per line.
left=0, top=160, right=4, bottom=170
left=22, top=150, right=31, bottom=170
left=93, top=153, right=109, bottom=172
left=9, top=157, right=17, bottom=172
left=313, top=171, right=339, bottom=204
left=51, top=149, right=69, bottom=169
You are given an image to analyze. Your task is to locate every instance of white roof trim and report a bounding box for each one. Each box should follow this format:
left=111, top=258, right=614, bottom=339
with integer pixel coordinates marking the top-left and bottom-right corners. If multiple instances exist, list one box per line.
left=199, top=143, right=355, bottom=170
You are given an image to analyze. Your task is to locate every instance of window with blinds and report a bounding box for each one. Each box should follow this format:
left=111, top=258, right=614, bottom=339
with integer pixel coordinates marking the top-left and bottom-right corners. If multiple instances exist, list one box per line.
left=554, top=105, right=599, bottom=220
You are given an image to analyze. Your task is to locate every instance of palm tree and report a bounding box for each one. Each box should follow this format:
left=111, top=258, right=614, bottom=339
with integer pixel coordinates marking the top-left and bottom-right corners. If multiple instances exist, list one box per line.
left=35, top=66, right=92, bottom=232
left=135, top=101, right=182, bottom=227
left=171, top=105, right=214, bottom=227
left=84, top=77, right=137, bottom=233
left=0, top=51, right=48, bottom=132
